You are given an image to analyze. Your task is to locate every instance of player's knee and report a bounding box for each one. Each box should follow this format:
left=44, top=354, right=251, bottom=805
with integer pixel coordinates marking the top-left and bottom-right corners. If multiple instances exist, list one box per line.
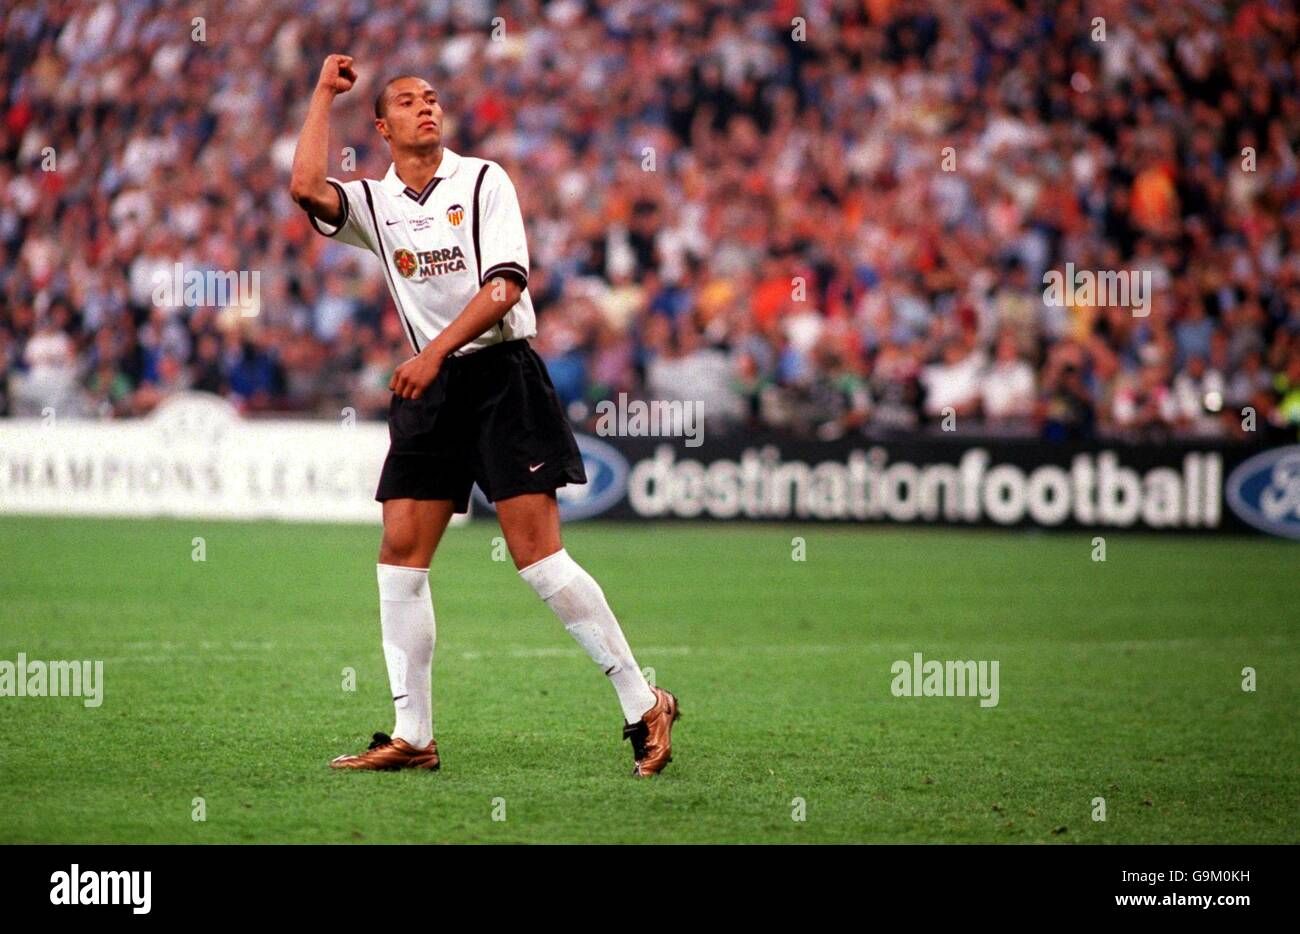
left=379, top=525, right=425, bottom=567
left=506, top=529, right=559, bottom=570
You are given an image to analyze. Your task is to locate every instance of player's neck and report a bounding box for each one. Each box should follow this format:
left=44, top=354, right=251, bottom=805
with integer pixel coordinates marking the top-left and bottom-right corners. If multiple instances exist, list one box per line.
left=392, top=145, right=444, bottom=193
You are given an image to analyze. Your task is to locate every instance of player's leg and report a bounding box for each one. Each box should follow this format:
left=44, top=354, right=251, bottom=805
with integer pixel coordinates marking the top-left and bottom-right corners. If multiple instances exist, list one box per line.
left=470, top=340, right=679, bottom=775
left=377, top=497, right=456, bottom=744
left=498, top=493, right=654, bottom=721
left=493, top=490, right=562, bottom=569
left=332, top=497, right=454, bottom=771
left=497, top=492, right=679, bottom=776
left=379, top=496, right=457, bottom=567
left=333, top=350, right=474, bottom=770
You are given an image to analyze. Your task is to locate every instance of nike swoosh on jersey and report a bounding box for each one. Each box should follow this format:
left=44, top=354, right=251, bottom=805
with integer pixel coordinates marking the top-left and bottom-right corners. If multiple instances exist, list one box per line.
left=529, top=462, right=545, bottom=472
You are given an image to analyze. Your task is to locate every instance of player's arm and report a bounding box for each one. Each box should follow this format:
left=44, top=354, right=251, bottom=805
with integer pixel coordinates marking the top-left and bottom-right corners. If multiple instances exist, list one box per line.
left=389, top=277, right=524, bottom=400
left=288, top=54, right=356, bottom=224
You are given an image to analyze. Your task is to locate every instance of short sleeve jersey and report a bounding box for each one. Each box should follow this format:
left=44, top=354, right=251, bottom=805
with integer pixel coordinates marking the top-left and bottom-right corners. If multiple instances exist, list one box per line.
left=308, top=148, right=534, bottom=354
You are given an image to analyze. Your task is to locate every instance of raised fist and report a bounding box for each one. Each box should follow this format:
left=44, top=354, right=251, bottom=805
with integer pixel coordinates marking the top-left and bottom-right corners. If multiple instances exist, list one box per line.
left=317, top=54, right=357, bottom=95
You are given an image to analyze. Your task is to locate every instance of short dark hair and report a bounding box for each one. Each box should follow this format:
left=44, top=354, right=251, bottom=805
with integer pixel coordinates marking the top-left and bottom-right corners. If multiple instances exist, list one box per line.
left=374, top=75, right=425, bottom=119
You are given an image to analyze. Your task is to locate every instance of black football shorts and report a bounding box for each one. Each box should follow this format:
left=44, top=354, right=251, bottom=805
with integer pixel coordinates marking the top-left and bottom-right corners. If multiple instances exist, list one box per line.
left=375, top=338, right=587, bottom=513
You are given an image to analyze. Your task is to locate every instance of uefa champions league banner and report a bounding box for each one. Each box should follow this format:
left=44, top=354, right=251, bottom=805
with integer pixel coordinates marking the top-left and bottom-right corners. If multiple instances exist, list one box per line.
left=0, top=393, right=394, bottom=524
left=0, top=392, right=1296, bottom=538
left=522, top=431, right=1300, bottom=540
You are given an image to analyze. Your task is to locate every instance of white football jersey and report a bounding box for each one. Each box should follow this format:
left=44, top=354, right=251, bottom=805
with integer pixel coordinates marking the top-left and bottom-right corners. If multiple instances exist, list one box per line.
left=308, top=148, right=534, bottom=355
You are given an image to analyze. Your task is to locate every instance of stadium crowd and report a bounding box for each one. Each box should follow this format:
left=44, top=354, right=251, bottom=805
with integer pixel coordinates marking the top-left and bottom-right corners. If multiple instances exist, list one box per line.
left=1, top=0, right=1299, bottom=443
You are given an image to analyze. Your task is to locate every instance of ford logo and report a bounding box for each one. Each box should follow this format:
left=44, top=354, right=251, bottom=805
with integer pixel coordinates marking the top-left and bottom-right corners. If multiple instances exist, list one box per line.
left=471, top=433, right=629, bottom=521
left=1226, top=445, right=1300, bottom=541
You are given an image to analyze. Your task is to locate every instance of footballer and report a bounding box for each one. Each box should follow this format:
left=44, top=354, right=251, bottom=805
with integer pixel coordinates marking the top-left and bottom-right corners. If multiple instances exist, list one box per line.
left=289, top=55, right=679, bottom=776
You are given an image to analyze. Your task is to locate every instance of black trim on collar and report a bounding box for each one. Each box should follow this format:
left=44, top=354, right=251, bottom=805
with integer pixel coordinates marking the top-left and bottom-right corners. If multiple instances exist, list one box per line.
left=307, top=180, right=350, bottom=237
left=361, top=179, right=421, bottom=354
left=403, top=176, right=444, bottom=205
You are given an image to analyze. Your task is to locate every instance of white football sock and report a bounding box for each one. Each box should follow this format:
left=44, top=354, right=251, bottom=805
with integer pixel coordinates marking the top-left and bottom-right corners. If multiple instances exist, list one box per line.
left=519, top=548, right=657, bottom=723
left=376, top=563, right=435, bottom=747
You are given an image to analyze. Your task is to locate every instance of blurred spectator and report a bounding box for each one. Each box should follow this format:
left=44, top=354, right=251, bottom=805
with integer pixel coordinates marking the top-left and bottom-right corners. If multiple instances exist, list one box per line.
left=12, top=305, right=76, bottom=415
left=920, top=341, right=985, bottom=424
left=1172, top=355, right=1227, bottom=438
left=980, top=332, right=1037, bottom=427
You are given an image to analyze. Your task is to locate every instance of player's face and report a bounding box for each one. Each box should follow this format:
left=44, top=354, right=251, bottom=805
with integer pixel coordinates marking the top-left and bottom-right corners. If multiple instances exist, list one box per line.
left=377, top=78, right=443, bottom=151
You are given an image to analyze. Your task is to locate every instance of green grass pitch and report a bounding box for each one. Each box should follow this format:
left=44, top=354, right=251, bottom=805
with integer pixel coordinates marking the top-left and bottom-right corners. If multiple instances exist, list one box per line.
left=0, top=515, right=1295, bottom=844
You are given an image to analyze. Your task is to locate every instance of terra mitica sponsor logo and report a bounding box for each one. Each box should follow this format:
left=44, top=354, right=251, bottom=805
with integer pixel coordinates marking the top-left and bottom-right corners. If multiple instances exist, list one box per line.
left=1226, top=445, right=1300, bottom=541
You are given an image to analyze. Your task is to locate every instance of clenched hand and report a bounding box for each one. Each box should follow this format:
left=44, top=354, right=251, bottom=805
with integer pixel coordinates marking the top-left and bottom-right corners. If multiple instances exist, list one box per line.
left=389, top=348, right=444, bottom=400
left=317, top=54, right=357, bottom=96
